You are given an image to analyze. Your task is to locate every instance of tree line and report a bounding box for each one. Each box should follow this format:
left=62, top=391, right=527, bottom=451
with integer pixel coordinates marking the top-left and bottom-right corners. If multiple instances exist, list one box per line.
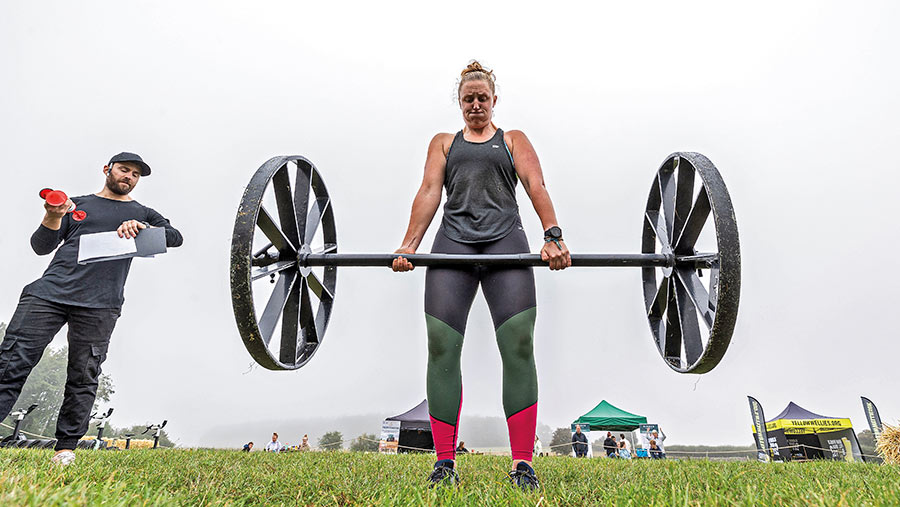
left=0, top=323, right=173, bottom=446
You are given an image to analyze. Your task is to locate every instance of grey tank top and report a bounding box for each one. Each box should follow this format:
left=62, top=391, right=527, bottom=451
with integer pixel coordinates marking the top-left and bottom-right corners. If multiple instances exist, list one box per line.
left=440, top=128, right=519, bottom=243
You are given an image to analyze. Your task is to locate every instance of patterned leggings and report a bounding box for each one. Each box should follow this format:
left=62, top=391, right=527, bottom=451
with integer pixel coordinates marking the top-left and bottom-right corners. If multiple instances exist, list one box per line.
left=424, top=223, right=537, bottom=461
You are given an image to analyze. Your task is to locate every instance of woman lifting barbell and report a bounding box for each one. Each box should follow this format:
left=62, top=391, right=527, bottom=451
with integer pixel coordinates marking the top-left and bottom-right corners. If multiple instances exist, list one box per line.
left=392, top=61, right=570, bottom=490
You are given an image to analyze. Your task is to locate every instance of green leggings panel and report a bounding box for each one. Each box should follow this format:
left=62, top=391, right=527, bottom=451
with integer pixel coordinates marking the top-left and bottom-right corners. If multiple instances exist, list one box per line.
left=425, top=314, right=464, bottom=425
left=496, top=307, right=538, bottom=418
left=425, top=307, right=537, bottom=425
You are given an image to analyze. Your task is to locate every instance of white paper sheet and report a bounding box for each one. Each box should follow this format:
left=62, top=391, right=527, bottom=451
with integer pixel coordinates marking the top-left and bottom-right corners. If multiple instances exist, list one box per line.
left=77, top=231, right=138, bottom=264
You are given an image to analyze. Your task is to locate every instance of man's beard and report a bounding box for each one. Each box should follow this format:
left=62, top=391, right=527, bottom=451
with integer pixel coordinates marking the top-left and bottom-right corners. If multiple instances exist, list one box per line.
left=105, top=173, right=133, bottom=195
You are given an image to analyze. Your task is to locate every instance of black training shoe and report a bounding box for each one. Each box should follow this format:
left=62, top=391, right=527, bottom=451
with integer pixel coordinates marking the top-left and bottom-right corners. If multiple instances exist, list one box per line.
left=508, top=462, right=540, bottom=491
left=428, top=459, right=460, bottom=488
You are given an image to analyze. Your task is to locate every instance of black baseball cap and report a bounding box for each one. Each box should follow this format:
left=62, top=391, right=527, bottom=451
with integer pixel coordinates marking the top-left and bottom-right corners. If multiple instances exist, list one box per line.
left=108, top=152, right=152, bottom=176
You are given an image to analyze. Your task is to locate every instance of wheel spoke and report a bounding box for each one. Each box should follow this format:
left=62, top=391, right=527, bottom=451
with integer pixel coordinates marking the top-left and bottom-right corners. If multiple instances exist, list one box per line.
left=663, top=278, right=682, bottom=363
left=272, top=164, right=301, bottom=251
left=299, top=278, right=319, bottom=346
left=294, top=162, right=312, bottom=246
left=645, top=211, right=673, bottom=253
left=251, top=260, right=298, bottom=281
left=259, top=271, right=298, bottom=346
left=708, top=261, right=720, bottom=313
left=305, top=270, right=335, bottom=302
left=675, top=185, right=710, bottom=253
left=646, top=275, right=668, bottom=350
left=674, top=267, right=714, bottom=329
left=658, top=170, right=677, bottom=240
left=304, top=197, right=331, bottom=245
left=674, top=275, right=704, bottom=366
left=646, top=275, right=668, bottom=318
left=674, top=161, right=695, bottom=242
left=314, top=243, right=338, bottom=254
left=279, top=275, right=302, bottom=365
left=314, top=297, right=331, bottom=344
left=257, top=206, right=296, bottom=253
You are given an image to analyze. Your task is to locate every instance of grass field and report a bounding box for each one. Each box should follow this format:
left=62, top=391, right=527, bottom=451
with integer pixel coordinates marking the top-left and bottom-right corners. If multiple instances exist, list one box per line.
left=1, top=449, right=898, bottom=506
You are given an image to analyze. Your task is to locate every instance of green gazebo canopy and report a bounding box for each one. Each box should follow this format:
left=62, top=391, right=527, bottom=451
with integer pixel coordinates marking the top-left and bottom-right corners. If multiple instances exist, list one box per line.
left=573, top=400, right=647, bottom=431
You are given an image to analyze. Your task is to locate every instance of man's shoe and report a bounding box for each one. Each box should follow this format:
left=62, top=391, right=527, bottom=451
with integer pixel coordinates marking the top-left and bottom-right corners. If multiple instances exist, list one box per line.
left=508, top=461, right=540, bottom=491
left=427, top=459, right=459, bottom=488
left=50, top=450, right=76, bottom=466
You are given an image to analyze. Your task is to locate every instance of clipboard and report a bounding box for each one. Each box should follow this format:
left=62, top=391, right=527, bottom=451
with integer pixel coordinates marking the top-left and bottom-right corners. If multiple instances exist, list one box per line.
left=77, top=227, right=168, bottom=264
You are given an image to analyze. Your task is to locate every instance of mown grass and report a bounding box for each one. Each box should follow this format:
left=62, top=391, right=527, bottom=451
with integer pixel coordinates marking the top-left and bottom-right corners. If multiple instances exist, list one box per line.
left=1, top=449, right=898, bottom=506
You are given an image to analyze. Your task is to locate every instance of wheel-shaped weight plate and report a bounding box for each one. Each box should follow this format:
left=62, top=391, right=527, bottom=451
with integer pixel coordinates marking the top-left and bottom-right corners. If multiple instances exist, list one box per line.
left=231, top=156, right=337, bottom=370
left=642, top=152, right=740, bottom=373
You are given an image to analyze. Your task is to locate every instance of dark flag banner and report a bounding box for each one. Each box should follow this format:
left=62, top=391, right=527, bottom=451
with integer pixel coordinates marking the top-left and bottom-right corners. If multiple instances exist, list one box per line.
left=748, top=396, right=770, bottom=462
left=861, top=397, right=883, bottom=440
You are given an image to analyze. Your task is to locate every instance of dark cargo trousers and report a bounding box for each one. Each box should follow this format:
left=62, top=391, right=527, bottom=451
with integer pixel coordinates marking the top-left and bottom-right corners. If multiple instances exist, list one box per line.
left=0, top=293, right=119, bottom=450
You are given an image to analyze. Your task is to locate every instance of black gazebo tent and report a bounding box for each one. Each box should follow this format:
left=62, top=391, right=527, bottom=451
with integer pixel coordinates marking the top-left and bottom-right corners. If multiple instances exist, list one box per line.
left=384, top=399, right=434, bottom=453
left=752, top=402, right=864, bottom=462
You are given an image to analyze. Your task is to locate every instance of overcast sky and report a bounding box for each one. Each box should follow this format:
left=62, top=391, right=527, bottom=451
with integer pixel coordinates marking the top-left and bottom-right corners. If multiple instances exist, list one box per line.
left=1, top=1, right=898, bottom=447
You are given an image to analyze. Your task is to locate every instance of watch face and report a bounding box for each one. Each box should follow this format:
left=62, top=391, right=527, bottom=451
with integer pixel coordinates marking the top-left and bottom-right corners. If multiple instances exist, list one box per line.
left=546, top=226, right=562, bottom=238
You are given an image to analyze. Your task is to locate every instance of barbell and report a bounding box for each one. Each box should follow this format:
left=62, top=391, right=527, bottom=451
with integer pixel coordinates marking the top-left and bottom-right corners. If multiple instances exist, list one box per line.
left=230, top=152, right=740, bottom=374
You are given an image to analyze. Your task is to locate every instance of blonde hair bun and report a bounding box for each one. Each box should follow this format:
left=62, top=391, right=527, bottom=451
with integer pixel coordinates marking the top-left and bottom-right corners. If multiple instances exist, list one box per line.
left=458, top=60, right=496, bottom=95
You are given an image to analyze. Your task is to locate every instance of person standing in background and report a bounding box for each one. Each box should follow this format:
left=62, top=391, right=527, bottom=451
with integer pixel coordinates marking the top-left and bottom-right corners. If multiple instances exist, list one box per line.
left=620, top=433, right=633, bottom=457
left=650, top=429, right=666, bottom=458
left=572, top=426, right=588, bottom=458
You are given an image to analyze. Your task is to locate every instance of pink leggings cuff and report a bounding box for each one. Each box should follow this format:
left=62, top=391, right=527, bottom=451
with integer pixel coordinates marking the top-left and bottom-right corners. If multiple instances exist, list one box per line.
left=507, top=403, right=537, bottom=461
left=430, top=416, right=457, bottom=460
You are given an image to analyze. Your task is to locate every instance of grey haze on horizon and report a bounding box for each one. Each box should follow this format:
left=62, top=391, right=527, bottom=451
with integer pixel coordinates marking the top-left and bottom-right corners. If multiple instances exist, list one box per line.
left=1, top=1, right=898, bottom=447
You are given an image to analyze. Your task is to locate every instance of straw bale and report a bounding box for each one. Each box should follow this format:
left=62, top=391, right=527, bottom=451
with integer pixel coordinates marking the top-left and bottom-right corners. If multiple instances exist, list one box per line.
left=875, top=423, right=900, bottom=464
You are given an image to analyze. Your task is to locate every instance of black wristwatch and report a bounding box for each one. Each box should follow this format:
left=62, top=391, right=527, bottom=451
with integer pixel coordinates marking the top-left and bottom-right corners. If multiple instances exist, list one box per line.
left=544, top=226, right=563, bottom=249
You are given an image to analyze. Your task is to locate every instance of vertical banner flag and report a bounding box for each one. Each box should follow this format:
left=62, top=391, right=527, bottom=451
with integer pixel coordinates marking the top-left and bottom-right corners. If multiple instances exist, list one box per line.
left=748, top=396, right=770, bottom=462
left=861, top=397, right=884, bottom=441
left=379, top=420, right=401, bottom=454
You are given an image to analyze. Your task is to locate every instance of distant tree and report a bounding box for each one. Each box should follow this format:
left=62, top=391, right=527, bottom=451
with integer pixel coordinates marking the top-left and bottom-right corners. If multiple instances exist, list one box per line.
left=0, top=345, right=114, bottom=438
left=536, top=423, right=552, bottom=448
left=349, top=433, right=379, bottom=452
left=549, top=427, right=571, bottom=455
left=319, top=431, right=343, bottom=451
left=857, top=430, right=877, bottom=457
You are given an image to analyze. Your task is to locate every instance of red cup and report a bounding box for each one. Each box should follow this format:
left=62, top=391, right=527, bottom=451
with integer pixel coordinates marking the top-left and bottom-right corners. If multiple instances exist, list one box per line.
left=39, top=188, right=86, bottom=221
left=40, top=188, right=69, bottom=207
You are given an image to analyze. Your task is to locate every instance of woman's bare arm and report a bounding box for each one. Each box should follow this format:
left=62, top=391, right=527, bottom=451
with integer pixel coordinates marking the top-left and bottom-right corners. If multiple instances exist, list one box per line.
left=506, top=130, right=571, bottom=270
left=393, top=133, right=451, bottom=270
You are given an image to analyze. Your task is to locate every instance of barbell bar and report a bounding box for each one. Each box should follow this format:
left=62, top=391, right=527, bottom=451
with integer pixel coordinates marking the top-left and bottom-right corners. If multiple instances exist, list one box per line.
left=298, top=253, right=718, bottom=268
left=231, top=152, right=740, bottom=374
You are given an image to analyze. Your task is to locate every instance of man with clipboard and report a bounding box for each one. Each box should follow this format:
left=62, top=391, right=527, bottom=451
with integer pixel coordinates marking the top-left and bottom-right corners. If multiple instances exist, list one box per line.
left=0, top=152, right=182, bottom=465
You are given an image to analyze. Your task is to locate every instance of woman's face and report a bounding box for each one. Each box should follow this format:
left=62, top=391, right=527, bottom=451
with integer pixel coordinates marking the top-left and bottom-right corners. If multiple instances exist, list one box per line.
left=458, top=79, right=497, bottom=129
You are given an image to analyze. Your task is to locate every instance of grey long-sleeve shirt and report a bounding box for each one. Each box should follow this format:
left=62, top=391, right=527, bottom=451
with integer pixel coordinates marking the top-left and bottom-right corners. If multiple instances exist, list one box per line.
left=26, top=194, right=182, bottom=309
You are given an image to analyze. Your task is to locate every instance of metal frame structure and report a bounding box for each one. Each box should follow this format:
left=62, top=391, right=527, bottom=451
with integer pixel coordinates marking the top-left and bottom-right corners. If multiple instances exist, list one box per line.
left=231, top=152, right=739, bottom=373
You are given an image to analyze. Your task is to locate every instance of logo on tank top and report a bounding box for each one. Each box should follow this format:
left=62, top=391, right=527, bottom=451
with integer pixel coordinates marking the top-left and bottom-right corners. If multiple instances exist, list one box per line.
left=492, top=145, right=500, bottom=148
